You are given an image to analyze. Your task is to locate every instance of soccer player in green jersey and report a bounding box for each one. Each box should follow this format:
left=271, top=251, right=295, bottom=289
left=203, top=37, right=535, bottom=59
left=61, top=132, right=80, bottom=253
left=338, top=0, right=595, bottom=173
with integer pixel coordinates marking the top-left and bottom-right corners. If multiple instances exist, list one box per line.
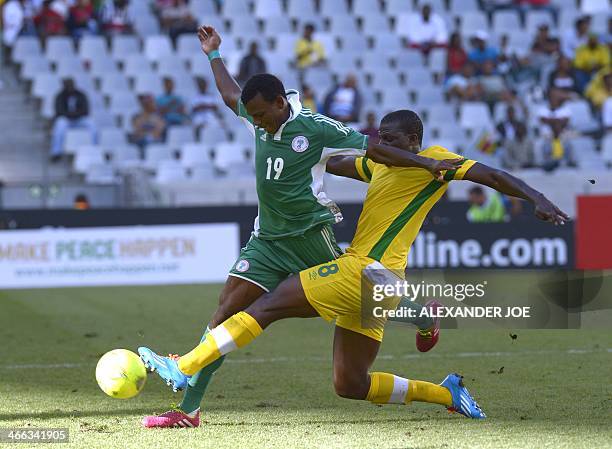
left=140, top=26, right=461, bottom=428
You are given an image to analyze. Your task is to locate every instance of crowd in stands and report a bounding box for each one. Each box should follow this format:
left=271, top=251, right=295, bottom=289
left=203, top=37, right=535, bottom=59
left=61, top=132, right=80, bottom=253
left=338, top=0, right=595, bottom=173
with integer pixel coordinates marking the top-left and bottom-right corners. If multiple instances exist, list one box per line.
left=1, top=0, right=611, bottom=178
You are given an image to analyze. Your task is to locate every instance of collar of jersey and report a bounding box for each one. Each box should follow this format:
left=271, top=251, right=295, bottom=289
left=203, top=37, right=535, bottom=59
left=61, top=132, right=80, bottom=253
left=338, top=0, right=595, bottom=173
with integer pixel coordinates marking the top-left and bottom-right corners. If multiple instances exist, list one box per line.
left=272, top=89, right=302, bottom=141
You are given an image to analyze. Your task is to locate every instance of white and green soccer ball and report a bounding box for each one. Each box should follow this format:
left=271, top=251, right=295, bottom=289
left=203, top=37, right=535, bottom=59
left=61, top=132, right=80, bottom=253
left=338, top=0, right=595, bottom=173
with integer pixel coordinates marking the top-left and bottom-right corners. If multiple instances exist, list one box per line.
left=95, top=349, right=147, bottom=399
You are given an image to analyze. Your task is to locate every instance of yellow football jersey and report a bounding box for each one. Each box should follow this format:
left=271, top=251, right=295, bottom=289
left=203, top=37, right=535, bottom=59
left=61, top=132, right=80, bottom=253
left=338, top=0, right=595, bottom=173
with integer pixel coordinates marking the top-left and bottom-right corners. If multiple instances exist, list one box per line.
left=346, top=146, right=476, bottom=270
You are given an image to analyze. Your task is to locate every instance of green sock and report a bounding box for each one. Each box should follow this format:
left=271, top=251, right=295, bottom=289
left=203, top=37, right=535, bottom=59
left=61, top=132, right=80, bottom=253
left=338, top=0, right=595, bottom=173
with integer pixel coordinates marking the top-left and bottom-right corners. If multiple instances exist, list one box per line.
left=179, top=327, right=226, bottom=414
left=388, top=297, right=435, bottom=330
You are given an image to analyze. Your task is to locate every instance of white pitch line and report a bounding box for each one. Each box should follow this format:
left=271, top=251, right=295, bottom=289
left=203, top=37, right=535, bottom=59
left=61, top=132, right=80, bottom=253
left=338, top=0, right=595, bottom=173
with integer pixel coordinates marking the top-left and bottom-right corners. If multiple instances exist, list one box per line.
left=0, top=348, right=609, bottom=370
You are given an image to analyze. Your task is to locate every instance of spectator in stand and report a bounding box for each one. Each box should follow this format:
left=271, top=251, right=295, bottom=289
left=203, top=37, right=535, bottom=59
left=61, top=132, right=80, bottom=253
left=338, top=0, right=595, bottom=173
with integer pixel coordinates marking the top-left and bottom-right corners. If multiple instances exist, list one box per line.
left=294, top=23, right=326, bottom=70
left=467, top=186, right=507, bottom=223
left=562, top=16, right=590, bottom=59
left=537, top=88, right=575, bottom=170
left=468, top=30, right=498, bottom=74
left=548, top=57, right=579, bottom=95
left=323, top=74, right=362, bottom=124
left=574, top=34, right=611, bottom=92
left=67, top=0, right=97, bottom=39
left=446, top=62, right=483, bottom=101
left=479, top=60, right=511, bottom=108
left=73, top=193, right=90, bottom=210
left=496, top=104, right=535, bottom=170
left=405, top=3, right=448, bottom=55
left=359, top=111, right=379, bottom=144
left=159, top=0, right=197, bottom=44
left=130, top=94, right=166, bottom=149
left=190, top=76, right=220, bottom=137
left=236, top=42, right=267, bottom=87
left=2, top=0, right=26, bottom=63
left=99, top=0, right=133, bottom=36
left=446, top=32, right=467, bottom=75
left=50, top=78, right=96, bottom=162
left=156, top=77, right=188, bottom=126
left=585, top=69, right=612, bottom=110
left=531, top=24, right=559, bottom=59
left=301, top=84, right=320, bottom=112
left=35, top=0, right=67, bottom=38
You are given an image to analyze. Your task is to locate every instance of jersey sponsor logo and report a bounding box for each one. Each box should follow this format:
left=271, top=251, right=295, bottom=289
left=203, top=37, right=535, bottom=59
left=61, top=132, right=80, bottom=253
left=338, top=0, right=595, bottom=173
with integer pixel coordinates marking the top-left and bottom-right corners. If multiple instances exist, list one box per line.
left=291, top=135, right=309, bottom=152
left=235, top=259, right=250, bottom=272
left=260, top=133, right=267, bottom=141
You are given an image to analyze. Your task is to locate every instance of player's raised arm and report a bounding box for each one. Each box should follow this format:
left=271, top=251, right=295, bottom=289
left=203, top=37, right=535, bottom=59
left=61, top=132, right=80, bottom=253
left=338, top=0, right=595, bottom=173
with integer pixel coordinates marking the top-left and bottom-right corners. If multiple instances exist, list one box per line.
left=198, top=26, right=241, bottom=112
left=366, top=140, right=463, bottom=181
left=462, top=163, right=570, bottom=225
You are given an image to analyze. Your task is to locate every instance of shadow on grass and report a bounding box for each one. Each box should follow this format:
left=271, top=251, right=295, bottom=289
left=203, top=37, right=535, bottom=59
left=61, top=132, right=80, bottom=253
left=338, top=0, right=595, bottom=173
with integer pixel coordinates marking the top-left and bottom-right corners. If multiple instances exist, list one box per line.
left=0, top=408, right=161, bottom=421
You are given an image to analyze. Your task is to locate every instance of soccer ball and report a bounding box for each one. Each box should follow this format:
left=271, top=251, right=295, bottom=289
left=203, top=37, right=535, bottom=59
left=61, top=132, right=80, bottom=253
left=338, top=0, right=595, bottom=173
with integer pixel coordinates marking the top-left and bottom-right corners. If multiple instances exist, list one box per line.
left=95, top=349, right=147, bottom=399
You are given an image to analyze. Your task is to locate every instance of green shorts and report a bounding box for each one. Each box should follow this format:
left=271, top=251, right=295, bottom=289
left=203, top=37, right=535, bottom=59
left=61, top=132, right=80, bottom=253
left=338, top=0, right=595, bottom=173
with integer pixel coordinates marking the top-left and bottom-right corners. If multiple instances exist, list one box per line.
left=229, top=223, right=342, bottom=292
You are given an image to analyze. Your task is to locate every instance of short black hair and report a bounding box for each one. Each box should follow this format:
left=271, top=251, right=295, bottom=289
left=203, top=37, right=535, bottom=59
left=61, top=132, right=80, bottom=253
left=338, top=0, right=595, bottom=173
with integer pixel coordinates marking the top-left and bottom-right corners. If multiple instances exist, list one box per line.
left=380, top=110, right=424, bottom=145
left=469, top=186, right=484, bottom=195
left=241, top=74, right=286, bottom=104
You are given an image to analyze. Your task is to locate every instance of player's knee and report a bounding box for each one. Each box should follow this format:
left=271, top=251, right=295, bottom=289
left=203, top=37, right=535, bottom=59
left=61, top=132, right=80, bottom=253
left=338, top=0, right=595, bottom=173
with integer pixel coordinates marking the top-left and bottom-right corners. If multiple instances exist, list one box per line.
left=333, top=371, right=368, bottom=400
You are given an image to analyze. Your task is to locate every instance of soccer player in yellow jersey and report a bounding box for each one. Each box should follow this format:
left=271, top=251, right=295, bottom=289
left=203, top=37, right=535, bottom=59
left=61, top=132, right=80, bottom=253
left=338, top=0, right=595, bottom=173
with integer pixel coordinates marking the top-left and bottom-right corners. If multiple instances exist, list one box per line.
left=140, top=110, right=568, bottom=419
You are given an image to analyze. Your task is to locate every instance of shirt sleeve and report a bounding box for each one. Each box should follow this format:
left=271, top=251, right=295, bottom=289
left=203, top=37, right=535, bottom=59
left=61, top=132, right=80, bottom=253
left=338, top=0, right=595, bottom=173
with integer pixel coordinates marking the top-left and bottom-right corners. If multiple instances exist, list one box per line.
left=320, top=117, right=368, bottom=157
left=426, top=146, right=477, bottom=181
left=235, top=98, right=256, bottom=136
left=354, top=157, right=376, bottom=183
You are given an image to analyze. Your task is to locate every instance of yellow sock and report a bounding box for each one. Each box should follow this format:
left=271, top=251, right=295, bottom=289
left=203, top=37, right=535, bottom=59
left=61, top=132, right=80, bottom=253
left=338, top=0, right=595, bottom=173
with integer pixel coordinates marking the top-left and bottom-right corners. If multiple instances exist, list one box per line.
left=178, top=312, right=263, bottom=376
left=366, top=372, right=452, bottom=406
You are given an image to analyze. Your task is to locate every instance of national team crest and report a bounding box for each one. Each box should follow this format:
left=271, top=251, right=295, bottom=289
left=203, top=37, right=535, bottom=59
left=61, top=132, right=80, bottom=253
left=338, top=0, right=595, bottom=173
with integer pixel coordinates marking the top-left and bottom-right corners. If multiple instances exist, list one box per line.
left=235, top=260, right=250, bottom=272
left=292, top=135, right=309, bottom=152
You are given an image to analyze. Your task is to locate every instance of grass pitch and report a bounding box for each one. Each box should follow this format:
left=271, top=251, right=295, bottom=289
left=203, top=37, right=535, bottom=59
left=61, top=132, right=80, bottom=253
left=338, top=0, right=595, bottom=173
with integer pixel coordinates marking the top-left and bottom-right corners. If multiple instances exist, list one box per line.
left=1, top=284, right=611, bottom=449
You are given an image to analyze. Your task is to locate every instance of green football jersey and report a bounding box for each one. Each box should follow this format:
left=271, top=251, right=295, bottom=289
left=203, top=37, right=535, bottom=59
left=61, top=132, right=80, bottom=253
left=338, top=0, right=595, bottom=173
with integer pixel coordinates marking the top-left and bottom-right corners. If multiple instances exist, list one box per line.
left=236, top=90, right=368, bottom=239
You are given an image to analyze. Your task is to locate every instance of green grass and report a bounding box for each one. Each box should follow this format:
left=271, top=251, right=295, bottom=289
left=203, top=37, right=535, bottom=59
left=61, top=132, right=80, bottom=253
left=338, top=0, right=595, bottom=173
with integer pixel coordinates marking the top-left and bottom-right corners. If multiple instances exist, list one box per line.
left=0, top=285, right=611, bottom=449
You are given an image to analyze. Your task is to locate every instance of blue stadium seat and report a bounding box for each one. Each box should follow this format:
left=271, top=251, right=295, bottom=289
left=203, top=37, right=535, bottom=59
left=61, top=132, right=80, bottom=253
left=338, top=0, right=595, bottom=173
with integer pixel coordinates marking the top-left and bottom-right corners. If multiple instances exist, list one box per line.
left=254, top=0, right=283, bottom=18
left=352, top=0, right=382, bottom=16
left=492, top=11, right=522, bottom=35
left=361, top=14, right=391, bottom=34
left=221, top=0, right=251, bottom=17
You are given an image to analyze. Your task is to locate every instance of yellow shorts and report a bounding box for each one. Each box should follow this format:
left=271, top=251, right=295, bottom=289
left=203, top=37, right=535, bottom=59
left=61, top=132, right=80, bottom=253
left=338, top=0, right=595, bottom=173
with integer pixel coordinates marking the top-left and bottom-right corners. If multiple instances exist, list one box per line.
left=299, top=254, right=402, bottom=342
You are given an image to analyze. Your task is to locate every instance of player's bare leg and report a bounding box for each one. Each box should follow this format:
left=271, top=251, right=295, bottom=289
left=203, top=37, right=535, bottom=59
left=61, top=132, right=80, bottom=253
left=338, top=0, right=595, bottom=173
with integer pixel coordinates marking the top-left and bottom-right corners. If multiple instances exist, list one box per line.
left=211, top=276, right=267, bottom=327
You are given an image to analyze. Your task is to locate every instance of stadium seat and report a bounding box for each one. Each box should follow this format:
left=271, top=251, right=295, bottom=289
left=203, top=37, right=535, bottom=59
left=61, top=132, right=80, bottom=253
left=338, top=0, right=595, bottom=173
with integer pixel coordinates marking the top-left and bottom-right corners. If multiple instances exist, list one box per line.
left=180, top=143, right=210, bottom=168
left=385, top=0, right=412, bottom=14
left=304, top=68, right=335, bottom=93
left=100, top=128, right=128, bottom=148
left=565, top=100, right=599, bottom=133
left=133, top=14, right=161, bottom=37
left=111, top=35, right=141, bottom=61
left=134, top=73, right=163, bottom=95
left=225, top=162, right=255, bottom=178
left=353, top=0, right=382, bottom=16
left=32, top=73, right=61, bottom=100
left=255, top=0, right=283, bottom=17
left=459, top=12, right=489, bottom=33
left=122, top=55, right=153, bottom=78
left=20, top=58, right=51, bottom=82
left=559, top=9, right=580, bottom=31
left=156, top=55, right=188, bottom=76
left=337, top=33, right=368, bottom=52
left=109, top=93, right=140, bottom=119
left=177, top=34, right=201, bottom=60
left=262, top=16, right=293, bottom=35
left=190, top=0, right=217, bottom=16
left=229, top=16, right=260, bottom=37
left=78, top=36, right=108, bottom=61
left=369, top=71, right=402, bottom=89
left=449, top=0, right=479, bottom=12
left=74, top=146, right=105, bottom=172
left=416, top=0, right=447, bottom=11
left=144, top=35, right=174, bottom=61
left=155, top=159, right=188, bottom=183
left=191, top=163, right=216, bottom=180
left=413, top=86, right=446, bottom=108
left=361, top=14, right=391, bottom=35
left=54, top=57, right=85, bottom=78
left=313, top=32, right=337, bottom=55
left=92, top=110, right=117, bottom=129
left=459, top=102, right=493, bottom=131
left=85, top=163, right=117, bottom=184
left=492, top=11, right=522, bottom=35
left=100, top=73, right=130, bottom=97
left=167, top=126, right=195, bottom=149
left=371, top=33, right=402, bottom=54
left=319, top=0, right=349, bottom=16
left=328, top=16, right=359, bottom=35
left=232, top=125, right=255, bottom=146
left=214, top=142, right=247, bottom=170
left=428, top=48, right=447, bottom=75
left=221, top=0, right=251, bottom=17
left=145, top=144, right=174, bottom=170
left=591, top=13, right=609, bottom=34
left=65, top=130, right=95, bottom=155
left=360, top=52, right=391, bottom=71
left=272, top=32, right=299, bottom=56
left=106, top=144, right=141, bottom=169
left=380, top=88, right=410, bottom=108
left=89, top=57, right=119, bottom=78
left=198, top=126, right=229, bottom=148
left=425, top=104, right=457, bottom=125
left=12, top=36, right=42, bottom=64
left=287, top=0, right=317, bottom=18
left=45, top=36, right=75, bottom=62
left=525, top=10, right=556, bottom=33
left=406, top=68, right=434, bottom=88
left=580, top=0, right=609, bottom=13
left=392, top=50, right=424, bottom=70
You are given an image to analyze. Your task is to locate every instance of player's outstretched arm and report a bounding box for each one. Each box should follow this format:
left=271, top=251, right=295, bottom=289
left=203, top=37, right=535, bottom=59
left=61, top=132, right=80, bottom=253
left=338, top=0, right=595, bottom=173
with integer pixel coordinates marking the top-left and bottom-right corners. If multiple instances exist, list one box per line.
left=198, top=25, right=241, bottom=111
left=326, top=156, right=362, bottom=180
left=365, top=141, right=463, bottom=181
left=463, top=163, right=570, bottom=225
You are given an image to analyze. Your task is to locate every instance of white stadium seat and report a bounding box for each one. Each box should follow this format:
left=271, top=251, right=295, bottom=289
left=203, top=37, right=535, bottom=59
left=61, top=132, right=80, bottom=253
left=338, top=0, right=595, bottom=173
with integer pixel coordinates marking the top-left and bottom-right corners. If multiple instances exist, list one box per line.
left=180, top=143, right=211, bottom=168
left=144, top=35, right=174, bottom=61
left=155, top=159, right=188, bottom=183
left=145, top=144, right=174, bottom=170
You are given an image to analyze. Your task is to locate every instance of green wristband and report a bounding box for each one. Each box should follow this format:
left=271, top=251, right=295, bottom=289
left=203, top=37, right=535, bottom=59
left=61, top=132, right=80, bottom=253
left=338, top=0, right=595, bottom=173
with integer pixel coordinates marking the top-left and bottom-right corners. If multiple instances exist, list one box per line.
left=208, top=50, right=221, bottom=61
